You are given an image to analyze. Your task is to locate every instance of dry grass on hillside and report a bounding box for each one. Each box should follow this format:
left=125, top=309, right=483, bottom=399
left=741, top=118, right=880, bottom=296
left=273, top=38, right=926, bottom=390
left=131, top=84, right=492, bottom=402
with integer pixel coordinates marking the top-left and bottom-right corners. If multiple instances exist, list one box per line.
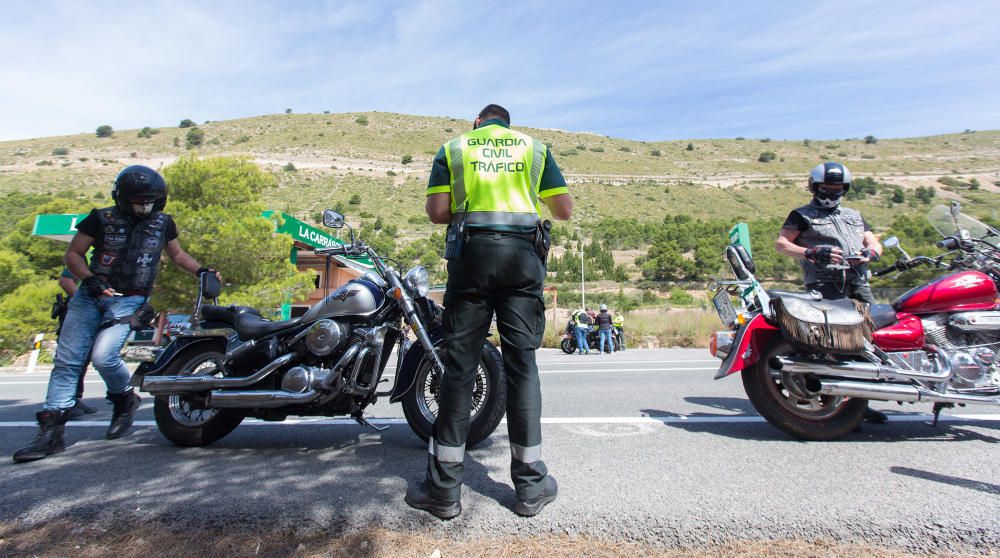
left=0, top=521, right=994, bottom=558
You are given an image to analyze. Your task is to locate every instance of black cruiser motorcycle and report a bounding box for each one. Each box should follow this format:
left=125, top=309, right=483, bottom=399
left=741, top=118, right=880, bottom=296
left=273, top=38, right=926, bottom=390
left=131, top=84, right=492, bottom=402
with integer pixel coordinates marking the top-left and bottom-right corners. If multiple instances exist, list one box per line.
left=132, top=210, right=506, bottom=447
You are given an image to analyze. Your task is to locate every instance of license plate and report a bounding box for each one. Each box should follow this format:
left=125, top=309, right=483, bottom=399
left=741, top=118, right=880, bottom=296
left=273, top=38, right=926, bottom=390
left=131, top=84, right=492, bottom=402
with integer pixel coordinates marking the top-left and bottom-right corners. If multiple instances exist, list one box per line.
left=713, top=290, right=738, bottom=328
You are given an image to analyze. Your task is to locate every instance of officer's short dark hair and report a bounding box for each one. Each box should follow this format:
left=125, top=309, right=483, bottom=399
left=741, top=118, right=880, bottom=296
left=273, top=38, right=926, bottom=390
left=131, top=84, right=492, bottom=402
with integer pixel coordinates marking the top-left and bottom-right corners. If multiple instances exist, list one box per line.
left=478, top=104, right=510, bottom=125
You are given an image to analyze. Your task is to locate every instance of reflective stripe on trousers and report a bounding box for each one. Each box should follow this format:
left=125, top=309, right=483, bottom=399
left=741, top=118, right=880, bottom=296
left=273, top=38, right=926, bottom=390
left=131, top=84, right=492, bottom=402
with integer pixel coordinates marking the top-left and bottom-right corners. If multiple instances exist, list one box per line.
left=428, top=437, right=465, bottom=463
left=511, top=443, right=542, bottom=464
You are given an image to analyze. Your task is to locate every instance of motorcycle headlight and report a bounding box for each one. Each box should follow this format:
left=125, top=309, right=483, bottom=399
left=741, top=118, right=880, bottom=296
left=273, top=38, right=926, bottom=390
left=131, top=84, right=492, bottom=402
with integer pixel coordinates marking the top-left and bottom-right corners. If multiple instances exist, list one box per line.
left=403, top=266, right=430, bottom=298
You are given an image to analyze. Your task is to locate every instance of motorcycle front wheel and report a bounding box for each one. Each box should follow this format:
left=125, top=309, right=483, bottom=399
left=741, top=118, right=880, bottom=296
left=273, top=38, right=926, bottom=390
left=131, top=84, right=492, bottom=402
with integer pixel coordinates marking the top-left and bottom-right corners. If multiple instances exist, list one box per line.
left=742, top=336, right=866, bottom=441
left=152, top=345, right=245, bottom=447
left=401, top=340, right=506, bottom=448
left=560, top=337, right=575, bottom=354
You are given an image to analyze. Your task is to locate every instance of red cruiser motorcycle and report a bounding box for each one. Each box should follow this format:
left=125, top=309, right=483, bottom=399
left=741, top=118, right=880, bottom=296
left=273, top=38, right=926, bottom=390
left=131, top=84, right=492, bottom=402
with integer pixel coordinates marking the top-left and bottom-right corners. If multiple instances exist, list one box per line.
left=709, top=203, right=1000, bottom=440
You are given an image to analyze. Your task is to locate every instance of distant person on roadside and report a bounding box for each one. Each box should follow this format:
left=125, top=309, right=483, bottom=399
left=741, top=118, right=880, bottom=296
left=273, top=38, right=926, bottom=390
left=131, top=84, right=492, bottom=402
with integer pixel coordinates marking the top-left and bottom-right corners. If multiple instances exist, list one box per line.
left=52, top=268, right=98, bottom=420
left=774, top=161, right=886, bottom=425
left=13, top=165, right=220, bottom=464
left=595, top=304, right=615, bottom=354
left=573, top=308, right=591, bottom=355
left=612, top=311, right=625, bottom=351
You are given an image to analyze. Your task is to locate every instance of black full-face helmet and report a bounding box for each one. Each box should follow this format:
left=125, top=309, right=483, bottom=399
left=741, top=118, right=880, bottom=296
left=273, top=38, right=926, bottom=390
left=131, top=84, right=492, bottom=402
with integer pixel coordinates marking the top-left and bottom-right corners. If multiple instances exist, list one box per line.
left=112, top=165, right=167, bottom=218
left=808, top=162, right=852, bottom=208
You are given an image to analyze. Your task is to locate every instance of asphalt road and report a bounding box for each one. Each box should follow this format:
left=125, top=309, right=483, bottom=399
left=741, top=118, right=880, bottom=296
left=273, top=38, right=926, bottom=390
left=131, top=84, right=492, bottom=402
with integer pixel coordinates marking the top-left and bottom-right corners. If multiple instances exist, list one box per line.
left=1, top=349, right=998, bottom=553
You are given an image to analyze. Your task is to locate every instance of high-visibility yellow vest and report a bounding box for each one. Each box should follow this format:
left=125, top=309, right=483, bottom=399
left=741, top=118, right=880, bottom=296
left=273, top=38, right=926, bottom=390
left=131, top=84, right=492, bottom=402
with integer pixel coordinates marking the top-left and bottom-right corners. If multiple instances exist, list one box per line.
left=443, top=124, right=547, bottom=227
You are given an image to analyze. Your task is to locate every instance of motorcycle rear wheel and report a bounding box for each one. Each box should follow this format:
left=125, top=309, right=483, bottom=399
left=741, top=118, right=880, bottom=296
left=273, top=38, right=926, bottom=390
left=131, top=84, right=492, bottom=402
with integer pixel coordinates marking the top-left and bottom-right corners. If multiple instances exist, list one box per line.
left=742, top=337, right=866, bottom=441
left=153, top=346, right=245, bottom=447
left=401, top=340, right=506, bottom=448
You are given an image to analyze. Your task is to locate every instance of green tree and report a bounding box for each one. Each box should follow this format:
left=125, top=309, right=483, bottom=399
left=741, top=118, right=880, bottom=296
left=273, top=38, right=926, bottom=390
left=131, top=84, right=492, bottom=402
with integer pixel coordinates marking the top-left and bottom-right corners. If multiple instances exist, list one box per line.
left=158, top=155, right=314, bottom=310
left=2, top=198, right=89, bottom=277
left=891, top=187, right=905, bottom=203
left=179, top=119, right=195, bottom=128
left=686, top=143, right=695, bottom=151
left=186, top=127, right=205, bottom=148
left=96, top=125, right=113, bottom=138
left=0, top=281, right=61, bottom=356
left=401, top=154, right=413, bottom=165
left=0, top=248, right=37, bottom=297
left=864, top=135, right=878, bottom=144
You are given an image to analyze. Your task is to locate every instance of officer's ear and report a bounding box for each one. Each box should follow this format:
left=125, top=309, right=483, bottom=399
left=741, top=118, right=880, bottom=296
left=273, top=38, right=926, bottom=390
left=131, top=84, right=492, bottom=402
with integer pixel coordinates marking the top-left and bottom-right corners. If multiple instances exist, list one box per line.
left=472, top=116, right=481, bottom=130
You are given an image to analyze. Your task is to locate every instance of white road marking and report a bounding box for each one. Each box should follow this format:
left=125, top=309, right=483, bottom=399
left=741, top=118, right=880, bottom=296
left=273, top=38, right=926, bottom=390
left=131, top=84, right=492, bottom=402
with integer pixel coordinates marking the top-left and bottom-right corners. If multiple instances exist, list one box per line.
left=0, top=414, right=996, bottom=428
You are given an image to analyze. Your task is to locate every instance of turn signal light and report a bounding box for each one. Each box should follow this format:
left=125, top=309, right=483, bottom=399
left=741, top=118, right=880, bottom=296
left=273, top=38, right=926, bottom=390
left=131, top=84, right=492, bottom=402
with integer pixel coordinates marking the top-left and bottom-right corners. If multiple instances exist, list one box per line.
left=709, top=332, right=718, bottom=357
left=390, top=287, right=404, bottom=300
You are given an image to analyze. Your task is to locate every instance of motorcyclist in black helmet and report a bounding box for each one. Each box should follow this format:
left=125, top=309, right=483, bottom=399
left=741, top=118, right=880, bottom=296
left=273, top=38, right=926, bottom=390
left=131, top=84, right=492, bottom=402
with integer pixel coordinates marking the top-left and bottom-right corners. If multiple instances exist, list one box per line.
left=13, top=165, right=221, bottom=463
left=775, top=161, right=888, bottom=425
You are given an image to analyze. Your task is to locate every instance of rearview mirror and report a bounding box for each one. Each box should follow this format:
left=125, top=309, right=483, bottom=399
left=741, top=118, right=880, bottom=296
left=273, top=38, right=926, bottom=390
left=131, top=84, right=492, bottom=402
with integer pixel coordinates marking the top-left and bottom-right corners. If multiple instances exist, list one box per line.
left=323, top=210, right=345, bottom=229
left=882, top=236, right=899, bottom=249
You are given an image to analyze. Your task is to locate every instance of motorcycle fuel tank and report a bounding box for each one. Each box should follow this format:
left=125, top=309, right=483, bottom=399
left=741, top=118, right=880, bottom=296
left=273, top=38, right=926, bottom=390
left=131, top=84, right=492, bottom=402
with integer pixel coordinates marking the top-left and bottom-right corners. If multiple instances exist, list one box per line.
left=894, top=271, right=999, bottom=314
left=871, top=313, right=924, bottom=351
left=301, top=279, right=384, bottom=322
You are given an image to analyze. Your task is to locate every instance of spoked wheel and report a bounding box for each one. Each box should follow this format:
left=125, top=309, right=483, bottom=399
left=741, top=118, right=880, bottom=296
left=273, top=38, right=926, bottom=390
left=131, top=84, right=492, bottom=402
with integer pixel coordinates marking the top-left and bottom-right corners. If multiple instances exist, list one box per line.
left=742, top=337, right=866, bottom=440
left=153, top=346, right=244, bottom=447
left=402, top=340, right=506, bottom=448
left=560, top=337, right=575, bottom=354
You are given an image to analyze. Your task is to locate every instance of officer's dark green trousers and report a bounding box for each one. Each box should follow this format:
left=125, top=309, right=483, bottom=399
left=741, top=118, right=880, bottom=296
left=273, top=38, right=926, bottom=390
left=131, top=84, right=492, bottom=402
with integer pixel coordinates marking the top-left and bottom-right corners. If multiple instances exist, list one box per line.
left=428, top=233, right=549, bottom=500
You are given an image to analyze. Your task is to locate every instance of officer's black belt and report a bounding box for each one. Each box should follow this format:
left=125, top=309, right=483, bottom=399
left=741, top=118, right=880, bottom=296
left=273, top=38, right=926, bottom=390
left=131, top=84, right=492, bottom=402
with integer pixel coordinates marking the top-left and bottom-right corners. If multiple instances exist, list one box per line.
left=467, top=229, right=535, bottom=242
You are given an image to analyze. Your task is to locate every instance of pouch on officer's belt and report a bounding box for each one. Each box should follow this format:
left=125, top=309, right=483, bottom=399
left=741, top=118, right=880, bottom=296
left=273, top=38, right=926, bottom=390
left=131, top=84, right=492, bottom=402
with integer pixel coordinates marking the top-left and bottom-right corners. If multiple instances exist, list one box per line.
left=444, top=202, right=469, bottom=261
left=534, top=220, right=552, bottom=261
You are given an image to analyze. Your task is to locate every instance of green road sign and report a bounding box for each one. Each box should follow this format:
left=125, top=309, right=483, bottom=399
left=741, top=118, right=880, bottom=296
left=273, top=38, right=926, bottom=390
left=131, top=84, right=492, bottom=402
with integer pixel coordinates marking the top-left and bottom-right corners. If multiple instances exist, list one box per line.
left=728, top=222, right=752, bottom=257
left=33, top=211, right=374, bottom=269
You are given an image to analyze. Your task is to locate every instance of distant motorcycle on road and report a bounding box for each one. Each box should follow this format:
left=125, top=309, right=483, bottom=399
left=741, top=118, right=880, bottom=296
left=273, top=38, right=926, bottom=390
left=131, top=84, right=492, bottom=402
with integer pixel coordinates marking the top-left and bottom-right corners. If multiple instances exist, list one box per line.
left=560, top=321, right=622, bottom=354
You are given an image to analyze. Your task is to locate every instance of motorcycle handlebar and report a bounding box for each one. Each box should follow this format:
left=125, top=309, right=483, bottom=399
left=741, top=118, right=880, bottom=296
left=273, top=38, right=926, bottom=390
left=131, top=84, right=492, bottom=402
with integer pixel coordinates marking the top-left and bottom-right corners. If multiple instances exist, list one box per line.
left=936, top=237, right=959, bottom=250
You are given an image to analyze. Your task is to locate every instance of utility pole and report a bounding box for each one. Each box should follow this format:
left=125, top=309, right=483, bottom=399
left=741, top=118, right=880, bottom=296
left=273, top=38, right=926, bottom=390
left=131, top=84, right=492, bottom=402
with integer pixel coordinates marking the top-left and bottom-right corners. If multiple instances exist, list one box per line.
left=579, top=237, right=586, bottom=309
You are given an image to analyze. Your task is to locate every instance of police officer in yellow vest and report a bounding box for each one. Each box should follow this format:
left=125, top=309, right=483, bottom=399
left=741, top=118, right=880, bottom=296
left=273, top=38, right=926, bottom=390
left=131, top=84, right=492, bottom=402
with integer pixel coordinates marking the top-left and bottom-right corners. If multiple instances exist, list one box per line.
left=406, top=104, right=573, bottom=519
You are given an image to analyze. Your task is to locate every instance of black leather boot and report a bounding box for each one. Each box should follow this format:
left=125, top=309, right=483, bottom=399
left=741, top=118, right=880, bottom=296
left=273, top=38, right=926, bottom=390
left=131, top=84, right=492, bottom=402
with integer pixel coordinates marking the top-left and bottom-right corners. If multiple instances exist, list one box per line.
left=404, top=481, right=462, bottom=520
left=13, top=410, right=71, bottom=463
left=106, top=390, right=141, bottom=440
left=515, top=475, right=558, bottom=517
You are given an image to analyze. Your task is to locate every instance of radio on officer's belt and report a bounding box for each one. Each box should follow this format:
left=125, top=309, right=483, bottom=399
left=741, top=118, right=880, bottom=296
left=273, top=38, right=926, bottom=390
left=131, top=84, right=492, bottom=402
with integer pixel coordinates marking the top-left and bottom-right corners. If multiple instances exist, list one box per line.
left=444, top=202, right=469, bottom=261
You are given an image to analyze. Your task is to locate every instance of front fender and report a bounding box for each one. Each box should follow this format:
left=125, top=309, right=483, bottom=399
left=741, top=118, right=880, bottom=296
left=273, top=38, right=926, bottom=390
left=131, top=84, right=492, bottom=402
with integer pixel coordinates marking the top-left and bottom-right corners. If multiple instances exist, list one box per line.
left=713, top=314, right=780, bottom=379
left=389, top=326, right=443, bottom=403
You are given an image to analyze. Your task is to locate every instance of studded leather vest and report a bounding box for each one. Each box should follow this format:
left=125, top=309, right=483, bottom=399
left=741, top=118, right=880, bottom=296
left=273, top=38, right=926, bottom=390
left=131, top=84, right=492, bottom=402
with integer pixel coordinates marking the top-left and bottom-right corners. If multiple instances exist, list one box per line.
left=793, top=202, right=867, bottom=284
left=88, top=207, right=172, bottom=294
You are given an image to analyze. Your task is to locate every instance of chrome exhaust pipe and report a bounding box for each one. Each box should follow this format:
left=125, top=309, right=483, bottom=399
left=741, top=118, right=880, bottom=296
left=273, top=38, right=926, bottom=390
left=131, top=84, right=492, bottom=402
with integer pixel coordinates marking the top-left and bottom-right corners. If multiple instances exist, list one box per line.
left=208, top=389, right=320, bottom=408
left=818, top=379, right=1000, bottom=405
left=777, top=356, right=950, bottom=382
left=142, top=353, right=296, bottom=395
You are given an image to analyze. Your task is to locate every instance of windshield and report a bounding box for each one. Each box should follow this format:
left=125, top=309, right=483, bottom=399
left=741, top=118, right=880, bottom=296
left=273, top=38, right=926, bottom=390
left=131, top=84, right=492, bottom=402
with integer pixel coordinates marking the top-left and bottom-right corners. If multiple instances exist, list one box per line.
left=927, top=204, right=1000, bottom=247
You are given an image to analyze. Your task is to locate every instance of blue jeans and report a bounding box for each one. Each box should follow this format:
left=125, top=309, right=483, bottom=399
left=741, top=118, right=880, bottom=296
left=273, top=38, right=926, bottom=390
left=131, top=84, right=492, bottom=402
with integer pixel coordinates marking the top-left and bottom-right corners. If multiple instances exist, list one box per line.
left=44, top=289, right=146, bottom=410
left=599, top=329, right=615, bottom=353
left=574, top=326, right=589, bottom=354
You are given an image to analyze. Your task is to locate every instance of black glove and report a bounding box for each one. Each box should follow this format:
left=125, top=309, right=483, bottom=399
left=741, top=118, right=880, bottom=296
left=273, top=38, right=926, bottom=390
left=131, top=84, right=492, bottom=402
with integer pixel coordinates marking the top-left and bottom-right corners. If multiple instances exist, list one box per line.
left=82, top=275, right=112, bottom=298
left=804, top=246, right=835, bottom=265
left=861, top=248, right=880, bottom=262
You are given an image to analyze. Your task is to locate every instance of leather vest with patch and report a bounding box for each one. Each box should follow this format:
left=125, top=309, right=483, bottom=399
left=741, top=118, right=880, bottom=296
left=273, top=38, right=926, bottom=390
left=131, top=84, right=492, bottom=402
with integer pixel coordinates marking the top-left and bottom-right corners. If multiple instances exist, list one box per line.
left=793, top=202, right=867, bottom=284
left=88, top=207, right=171, bottom=294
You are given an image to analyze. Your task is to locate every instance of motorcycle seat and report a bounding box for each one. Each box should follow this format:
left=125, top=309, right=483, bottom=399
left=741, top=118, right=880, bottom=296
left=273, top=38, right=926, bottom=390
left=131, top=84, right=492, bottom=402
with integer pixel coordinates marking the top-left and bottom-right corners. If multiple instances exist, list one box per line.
left=235, top=313, right=302, bottom=340
left=766, top=290, right=822, bottom=301
left=869, top=303, right=898, bottom=330
left=201, top=305, right=262, bottom=325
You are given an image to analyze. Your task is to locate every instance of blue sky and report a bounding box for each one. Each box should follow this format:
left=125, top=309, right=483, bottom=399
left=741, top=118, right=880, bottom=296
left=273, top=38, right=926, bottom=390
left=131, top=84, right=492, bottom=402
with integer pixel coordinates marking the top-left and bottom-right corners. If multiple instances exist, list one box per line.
left=2, top=0, right=999, bottom=142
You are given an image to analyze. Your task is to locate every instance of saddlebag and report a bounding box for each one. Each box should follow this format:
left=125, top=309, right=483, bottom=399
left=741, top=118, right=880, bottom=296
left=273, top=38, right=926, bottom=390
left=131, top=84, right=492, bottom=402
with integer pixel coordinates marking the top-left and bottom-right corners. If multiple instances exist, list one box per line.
left=771, top=296, right=872, bottom=355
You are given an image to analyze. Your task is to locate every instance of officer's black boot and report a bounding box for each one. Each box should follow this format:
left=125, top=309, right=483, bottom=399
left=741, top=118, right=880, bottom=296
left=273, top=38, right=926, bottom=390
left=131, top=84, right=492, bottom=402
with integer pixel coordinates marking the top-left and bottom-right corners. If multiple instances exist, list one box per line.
left=405, top=480, right=462, bottom=520
left=515, top=475, right=558, bottom=517
left=106, top=390, right=141, bottom=440
left=12, top=410, right=71, bottom=463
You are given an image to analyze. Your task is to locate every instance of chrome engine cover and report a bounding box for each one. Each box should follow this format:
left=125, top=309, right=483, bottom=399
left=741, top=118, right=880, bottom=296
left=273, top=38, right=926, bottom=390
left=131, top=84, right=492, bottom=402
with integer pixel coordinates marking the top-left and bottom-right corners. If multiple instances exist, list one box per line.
left=950, top=311, right=1000, bottom=332
left=280, top=365, right=314, bottom=393
left=305, top=319, right=347, bottom=356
